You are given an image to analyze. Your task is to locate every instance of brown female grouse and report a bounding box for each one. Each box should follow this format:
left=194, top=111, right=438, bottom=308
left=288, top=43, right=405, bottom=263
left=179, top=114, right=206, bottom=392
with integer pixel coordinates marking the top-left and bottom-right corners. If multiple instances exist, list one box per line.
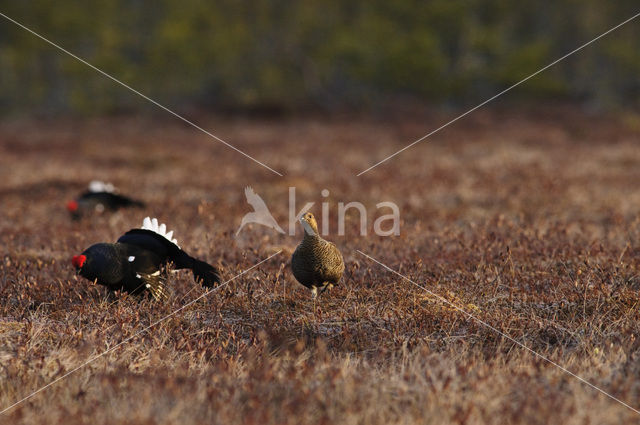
left=72, top=217, right=220, bottom=299
left=291, top=212, right=344, bottom=298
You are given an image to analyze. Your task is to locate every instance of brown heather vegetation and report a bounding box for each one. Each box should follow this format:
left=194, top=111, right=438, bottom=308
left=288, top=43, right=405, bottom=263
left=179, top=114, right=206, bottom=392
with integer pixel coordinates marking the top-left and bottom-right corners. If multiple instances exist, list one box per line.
left=1, top=108, right=640, bottom=424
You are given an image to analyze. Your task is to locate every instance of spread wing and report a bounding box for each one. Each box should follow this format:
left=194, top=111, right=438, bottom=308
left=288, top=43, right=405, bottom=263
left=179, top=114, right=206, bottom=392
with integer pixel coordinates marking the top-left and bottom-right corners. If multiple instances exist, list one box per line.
left=136, top=272, right=168, bottom=300
left=245, top=186, right=269, bottom=211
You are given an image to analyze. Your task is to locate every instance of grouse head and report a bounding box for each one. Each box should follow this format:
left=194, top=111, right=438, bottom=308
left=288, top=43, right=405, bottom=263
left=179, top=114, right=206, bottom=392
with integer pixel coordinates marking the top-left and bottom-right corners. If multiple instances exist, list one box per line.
left=71, top=244, right=117, bottom=283
left=67, top=200, right=79, bottom=213
left=300, top=212, right=319, bottom=236
left=72, top=254, right=86, bottom=272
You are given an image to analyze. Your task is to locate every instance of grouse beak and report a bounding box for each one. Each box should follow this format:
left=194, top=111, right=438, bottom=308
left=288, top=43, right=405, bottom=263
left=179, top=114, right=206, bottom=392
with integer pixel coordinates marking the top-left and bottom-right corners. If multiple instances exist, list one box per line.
left=299, top=216, right=316, bottom=236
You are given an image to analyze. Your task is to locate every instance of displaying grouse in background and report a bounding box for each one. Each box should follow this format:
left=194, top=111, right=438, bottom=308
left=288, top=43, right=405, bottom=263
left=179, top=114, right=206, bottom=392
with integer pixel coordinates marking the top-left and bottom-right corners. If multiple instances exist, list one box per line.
left=67, top=180, right=145, bottom=220
left=72, top=217, right=221, bottom=299
left=291, top=212, right=345, bottom=298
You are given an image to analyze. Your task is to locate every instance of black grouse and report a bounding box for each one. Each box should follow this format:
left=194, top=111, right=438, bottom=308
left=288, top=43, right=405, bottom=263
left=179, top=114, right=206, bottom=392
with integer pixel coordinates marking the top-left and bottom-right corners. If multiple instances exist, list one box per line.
left=72, top=217, right=220, bottom=299
left=291, top=212, right=345, bottom=298
left=67, top=180, right=145, bottom=220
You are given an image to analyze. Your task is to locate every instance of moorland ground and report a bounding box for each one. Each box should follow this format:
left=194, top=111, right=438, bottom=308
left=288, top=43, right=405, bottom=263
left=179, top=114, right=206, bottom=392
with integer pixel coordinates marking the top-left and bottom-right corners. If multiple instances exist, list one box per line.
left=1, top=107, right=640, bottom=424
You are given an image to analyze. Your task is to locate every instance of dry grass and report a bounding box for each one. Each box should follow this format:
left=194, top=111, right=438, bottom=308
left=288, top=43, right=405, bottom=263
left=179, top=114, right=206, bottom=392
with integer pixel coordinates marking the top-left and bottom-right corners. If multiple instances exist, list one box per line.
left=1, top=108, right=640, bottom=424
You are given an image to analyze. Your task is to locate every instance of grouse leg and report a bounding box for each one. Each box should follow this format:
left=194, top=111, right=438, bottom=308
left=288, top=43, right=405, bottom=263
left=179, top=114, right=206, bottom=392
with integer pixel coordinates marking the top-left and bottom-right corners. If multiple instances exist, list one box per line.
left=319, top=283, right=334, bottom=296
left=311, top=287, right=318, bottom=313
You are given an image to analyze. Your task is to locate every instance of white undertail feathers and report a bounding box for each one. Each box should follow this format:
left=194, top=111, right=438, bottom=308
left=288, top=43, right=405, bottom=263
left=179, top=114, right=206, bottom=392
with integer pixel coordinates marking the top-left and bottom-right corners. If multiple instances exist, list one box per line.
left=141, top=217, right=180, bottom=247
left=88, top=180, right=116, bottom=193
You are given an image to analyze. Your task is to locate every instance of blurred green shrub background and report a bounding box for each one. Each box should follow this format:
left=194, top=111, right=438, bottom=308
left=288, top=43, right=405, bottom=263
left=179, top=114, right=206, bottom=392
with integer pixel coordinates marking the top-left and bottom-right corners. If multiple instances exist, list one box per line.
left=1, top=0, right=638, bottom=114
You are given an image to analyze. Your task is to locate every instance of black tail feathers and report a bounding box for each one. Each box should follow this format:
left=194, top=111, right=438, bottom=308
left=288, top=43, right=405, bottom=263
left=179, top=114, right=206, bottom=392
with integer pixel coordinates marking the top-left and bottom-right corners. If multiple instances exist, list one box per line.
left=122, top=197, right=145, bottom=209
left=191, top=258, right=221, bottom=288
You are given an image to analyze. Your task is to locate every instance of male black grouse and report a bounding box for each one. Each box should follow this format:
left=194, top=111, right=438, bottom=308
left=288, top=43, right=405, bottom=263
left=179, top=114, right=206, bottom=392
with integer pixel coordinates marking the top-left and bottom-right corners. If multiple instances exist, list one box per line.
left=72, top=217, right=220, bottom=299
left=67, top=180, right=145, bottom=220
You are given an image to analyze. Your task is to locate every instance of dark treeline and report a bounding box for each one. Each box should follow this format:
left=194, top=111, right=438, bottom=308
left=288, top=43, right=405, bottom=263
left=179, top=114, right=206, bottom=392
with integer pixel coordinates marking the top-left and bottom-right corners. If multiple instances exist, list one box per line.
left=1, top=0, right=639, bottom=114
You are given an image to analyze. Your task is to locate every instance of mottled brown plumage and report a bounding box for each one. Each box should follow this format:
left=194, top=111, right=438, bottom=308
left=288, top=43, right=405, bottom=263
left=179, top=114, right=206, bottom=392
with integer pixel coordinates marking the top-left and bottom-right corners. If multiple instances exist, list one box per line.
left=291, top=212, right=345, bottom=297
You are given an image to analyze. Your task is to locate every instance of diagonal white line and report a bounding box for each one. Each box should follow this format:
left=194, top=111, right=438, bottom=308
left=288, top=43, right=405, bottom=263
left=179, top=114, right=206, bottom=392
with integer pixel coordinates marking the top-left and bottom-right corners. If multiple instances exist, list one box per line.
left=356, top=249, right=640, bottom=415
left=0, top=12, right=283, bottom=177
left=0, top=250, right=282, bottom=416
left=357, top=11, right=640, bottom=176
